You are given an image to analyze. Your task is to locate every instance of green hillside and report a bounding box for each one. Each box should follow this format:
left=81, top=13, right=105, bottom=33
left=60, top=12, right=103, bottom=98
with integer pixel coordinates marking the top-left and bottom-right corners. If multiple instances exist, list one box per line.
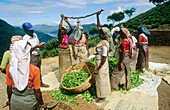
left=118, top=1, right=170, bottom=32
left=0, top=19, right=24, bottom=58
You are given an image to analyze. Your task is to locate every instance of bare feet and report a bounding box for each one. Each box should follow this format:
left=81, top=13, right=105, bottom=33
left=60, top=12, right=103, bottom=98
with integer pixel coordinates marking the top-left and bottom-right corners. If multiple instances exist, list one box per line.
left=111, top=88, right=115, bottom=92
left=95, top=98, right=105, bottom=103
left=122, top=84, right=126, bottom=90
left=41, top=83, right=49, bottom=88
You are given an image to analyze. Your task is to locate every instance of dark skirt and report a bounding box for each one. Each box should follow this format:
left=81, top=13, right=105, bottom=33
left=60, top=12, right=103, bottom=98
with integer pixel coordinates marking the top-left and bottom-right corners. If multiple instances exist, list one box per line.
left=30, top=54, right=41, bottom=68
left=11, top=89, right=41, bottom=110
left=136, top=44, right=149, bottom=72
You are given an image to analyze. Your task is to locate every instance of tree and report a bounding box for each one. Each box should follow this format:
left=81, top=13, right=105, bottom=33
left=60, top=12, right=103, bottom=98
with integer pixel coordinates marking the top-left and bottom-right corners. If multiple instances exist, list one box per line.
left=107, top=12, right=125, bottom=25
left=83, top=31, right=89, bottom=39
left=45, top=39, right=59, bottom=50
left=107, top=15, right=115, bottom=26
left=101, top=24, right=113, bottom=29
left=149, top=0, right=167, bottom=6
left=102, top=24, right=109, bottom=27
left=124, top=7, right=136, bottom=19
left=89, top=26, right=98, bottom=37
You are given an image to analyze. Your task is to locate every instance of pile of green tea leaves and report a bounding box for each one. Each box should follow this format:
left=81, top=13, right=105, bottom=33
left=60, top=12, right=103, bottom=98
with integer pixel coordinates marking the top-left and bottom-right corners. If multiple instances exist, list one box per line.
left=51, top=57, right=145, bottom=105
left=62, top=71, right=91, bottom=88
left=89, top=56, right=119, bottom=76
left=115, top=70, right=145, bottom=92
left=89, top=57, right=144, bottom=91
left=51, top=83, right=96, bottom=105
left=127, top=70, right=145, bottom=91
left=107, top=57, right=119, bottom=76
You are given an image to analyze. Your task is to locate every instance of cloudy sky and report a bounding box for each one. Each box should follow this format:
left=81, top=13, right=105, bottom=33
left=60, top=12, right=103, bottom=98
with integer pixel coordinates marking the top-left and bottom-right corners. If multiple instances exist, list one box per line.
left=0, top=0, right=155, bottom=26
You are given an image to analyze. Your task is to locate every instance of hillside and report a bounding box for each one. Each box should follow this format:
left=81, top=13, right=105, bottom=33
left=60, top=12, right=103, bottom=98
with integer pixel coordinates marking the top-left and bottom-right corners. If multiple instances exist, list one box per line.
left=120, top=1, right=170, bottom=31
left=35, top=24, right=58, bottom=33
left=115, top=1, right=170, bottom=46
left=0, top=19, right=54, bottom=60
left=0, top=19, right=24, bottom=58
left=36, top=23, right=97, bottom=39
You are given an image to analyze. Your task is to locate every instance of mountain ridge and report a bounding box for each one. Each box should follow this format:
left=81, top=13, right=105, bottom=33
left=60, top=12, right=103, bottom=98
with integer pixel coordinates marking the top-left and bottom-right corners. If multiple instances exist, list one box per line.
left=0, top=19, right=54, bottom=59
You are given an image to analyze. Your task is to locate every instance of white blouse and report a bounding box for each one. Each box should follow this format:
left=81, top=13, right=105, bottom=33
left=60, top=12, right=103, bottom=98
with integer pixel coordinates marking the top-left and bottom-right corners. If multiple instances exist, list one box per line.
left=96, top=46, right=108, bottom=56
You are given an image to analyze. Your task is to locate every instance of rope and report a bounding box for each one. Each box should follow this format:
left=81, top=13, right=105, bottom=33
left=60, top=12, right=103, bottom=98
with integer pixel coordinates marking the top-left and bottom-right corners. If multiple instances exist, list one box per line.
left=64, top=8, right=104, bottom=19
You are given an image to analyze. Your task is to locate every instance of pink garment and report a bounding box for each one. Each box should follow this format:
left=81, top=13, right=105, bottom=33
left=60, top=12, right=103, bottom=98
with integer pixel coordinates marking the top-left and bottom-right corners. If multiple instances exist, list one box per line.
left=72, top=34, right=87, bottom=46
left=59, top=34, right=69, bottom=48
left=121, top=28, right=130, bottom=37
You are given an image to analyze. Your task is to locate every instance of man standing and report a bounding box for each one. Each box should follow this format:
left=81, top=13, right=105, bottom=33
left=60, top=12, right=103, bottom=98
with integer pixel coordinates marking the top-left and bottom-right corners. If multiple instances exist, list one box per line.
left=22, top=22, right=49, bottom=87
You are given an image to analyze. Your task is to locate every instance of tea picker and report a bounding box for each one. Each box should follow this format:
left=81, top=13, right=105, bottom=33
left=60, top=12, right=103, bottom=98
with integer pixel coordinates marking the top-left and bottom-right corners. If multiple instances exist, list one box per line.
left=60, top=9, right=104, bottom=93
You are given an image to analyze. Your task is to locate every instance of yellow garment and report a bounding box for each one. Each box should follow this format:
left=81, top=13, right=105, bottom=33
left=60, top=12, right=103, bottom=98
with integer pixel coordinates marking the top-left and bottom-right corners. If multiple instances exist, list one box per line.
left=119, top=38, right=129, bottom=53
left=0, top=50, right=11, bottom=69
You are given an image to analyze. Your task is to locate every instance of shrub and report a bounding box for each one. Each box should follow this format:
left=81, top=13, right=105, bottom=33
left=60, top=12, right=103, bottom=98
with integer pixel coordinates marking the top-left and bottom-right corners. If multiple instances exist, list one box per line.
left=151, top=23, right=159, bottom=28
left=45, top=39, right=59, bottom=50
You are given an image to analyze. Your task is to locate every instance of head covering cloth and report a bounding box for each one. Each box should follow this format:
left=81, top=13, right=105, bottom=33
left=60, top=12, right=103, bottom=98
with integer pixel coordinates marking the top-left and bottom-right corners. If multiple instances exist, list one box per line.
left=9, top=40, right=31, bottom=91
left=101, top=27, right=114, bottom=52
left=10, top=36, right=23, bottom=52
left=137, top=25, right=151, bottom=35
left=62, top=25, right=69, bottom=31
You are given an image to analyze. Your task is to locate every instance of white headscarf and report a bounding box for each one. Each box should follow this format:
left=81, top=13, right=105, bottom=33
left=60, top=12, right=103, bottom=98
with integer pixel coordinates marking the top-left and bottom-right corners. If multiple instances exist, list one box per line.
left=111, top=27, right=120, bottom=35
left=9, top=40, right=31, bottom=91
left=10, top=35, right=23, bottom=52
left=62, top=25, right=69, bottom=31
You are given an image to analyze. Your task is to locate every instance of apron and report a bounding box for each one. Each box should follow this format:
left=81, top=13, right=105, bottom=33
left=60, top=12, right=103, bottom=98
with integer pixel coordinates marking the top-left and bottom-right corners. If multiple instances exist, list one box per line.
left=95, top=40, right=111, bottom=98
left=72, top=34, right=88, bottom=65
left=72, top=45, right=88, bottom=65
left=11, top=88, right=41, bottom=110
left=137, top=43, right=149, bottom=72
left=95, top=54, right=111, bottom=98
left=111, top=52, right=131, bottom=89
left=59, top=48, right=72, bottom=81
left=130, top=46, right=137, bottom=73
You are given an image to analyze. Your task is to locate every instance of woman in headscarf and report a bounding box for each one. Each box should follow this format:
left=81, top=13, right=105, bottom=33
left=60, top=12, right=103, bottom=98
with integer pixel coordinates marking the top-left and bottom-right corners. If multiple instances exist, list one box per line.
left=119, top=28, right=138, bottom=73
left=136, top=25, right=150, bottom=72
left=6, top=40, right=47, bottom=110
left=58, top=14, right=74, bottom=80
left=129, top=34, right=138, bottom=73
left=110, top=28, right=131, bottom=91
left=72, top=25, right=90, bottom=65
left=0, top=36, right=22, bottom=74
left=94, top=11, right=111, bottom=103
left=111, top=27, right=120, bottom=58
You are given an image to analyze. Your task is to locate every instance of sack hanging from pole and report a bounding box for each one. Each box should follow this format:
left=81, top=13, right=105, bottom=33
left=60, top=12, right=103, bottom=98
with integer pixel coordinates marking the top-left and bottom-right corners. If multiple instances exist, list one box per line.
left=64, top=8, right=104, bottom=41
left=74, top=28, right=82, bottom=41
left=74, top=19, right=83, bottom=41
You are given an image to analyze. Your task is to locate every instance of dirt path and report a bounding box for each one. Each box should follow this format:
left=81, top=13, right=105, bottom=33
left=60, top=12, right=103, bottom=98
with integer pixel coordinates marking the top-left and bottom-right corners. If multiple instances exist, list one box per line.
left=0, top=46, right=170, bottom=110
left=40, top=46, right=170, bottom=110
left=149, top=46, right=170, bottom=64
left=157, top=79, right=170, bottom=110
left=41, top=46, right=170, bottom=76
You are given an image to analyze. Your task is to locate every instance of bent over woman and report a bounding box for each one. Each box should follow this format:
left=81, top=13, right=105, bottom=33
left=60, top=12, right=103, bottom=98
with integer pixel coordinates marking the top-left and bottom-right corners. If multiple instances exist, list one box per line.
left=136, top=26, right=150, bottom=72
left=6, top=40, right=47, bottom=110
left=111, top=28, right=131, bottom=91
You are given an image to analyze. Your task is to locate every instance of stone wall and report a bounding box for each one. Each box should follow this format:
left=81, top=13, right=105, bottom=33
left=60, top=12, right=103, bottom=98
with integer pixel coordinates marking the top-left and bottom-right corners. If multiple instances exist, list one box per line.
left=134, top=30, right=170, bottom=46
left=148, top=30, right=170, bottom=46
